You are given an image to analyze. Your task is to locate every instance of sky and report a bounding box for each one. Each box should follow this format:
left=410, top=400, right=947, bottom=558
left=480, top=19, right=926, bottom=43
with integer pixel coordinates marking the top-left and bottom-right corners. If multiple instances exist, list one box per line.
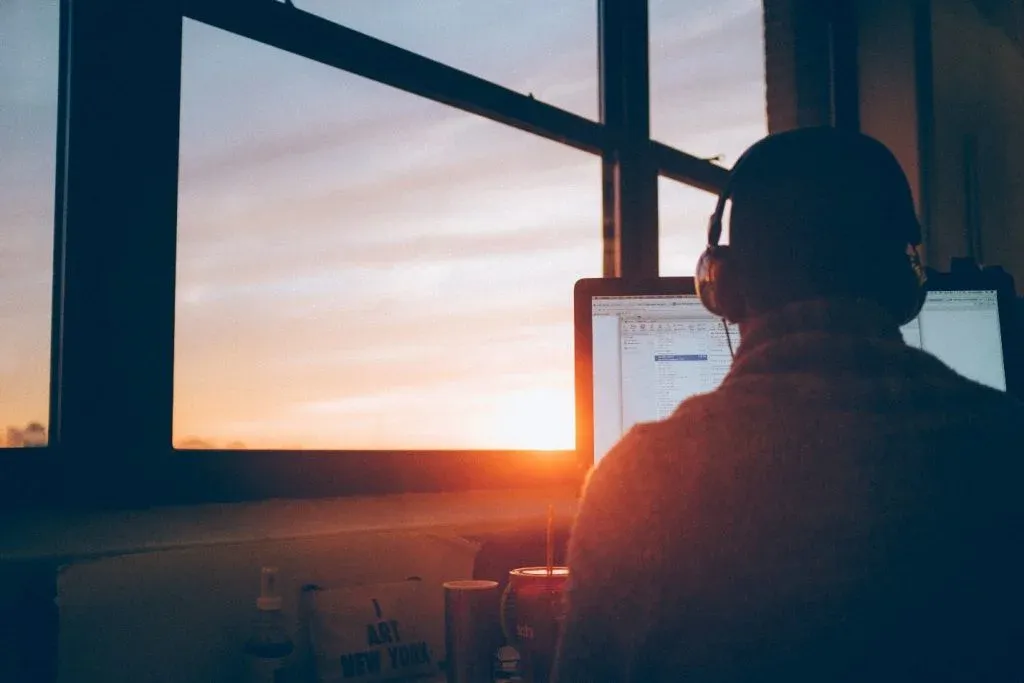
left=0, top=0, right=766, bottom=450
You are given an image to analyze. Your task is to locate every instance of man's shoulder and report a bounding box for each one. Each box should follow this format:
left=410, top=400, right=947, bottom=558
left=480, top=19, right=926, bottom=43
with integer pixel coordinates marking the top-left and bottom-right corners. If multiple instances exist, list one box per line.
left=591, top=394, right=725, bottom=485
left=914, top=356, right=1024, bottom=420
left=961, top=382, right=1024, bottom=429
left=625, top=392, right=724, bottom=446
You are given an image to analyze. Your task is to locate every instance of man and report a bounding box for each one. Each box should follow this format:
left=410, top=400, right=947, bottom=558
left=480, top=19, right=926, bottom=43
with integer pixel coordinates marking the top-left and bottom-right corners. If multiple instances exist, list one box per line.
left=553, top=127, right=1024, bottom=682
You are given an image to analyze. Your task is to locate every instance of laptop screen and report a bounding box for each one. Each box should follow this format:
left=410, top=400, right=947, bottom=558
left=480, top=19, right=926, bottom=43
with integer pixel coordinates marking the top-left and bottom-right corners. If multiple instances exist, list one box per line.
left=590, top=289, right=1007, bottom=462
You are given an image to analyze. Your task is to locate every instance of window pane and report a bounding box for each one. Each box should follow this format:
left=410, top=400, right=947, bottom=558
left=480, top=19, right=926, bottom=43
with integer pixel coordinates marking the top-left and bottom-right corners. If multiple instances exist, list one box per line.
left=650, top=0, right=767, bottom=165
left=175, top=20, right=601, bottom=451
left=0, top=0, right=59, bottom=448
left=291, top=0, right=597, bottom=120
left=659, top=178, right=717, bottom=276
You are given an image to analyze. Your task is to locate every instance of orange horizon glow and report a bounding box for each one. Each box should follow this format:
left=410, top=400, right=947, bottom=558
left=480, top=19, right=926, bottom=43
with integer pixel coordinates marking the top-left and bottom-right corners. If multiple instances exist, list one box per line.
left=169, top=384, right=575, bottom=451
left=1, top=0, right=767, bottom=451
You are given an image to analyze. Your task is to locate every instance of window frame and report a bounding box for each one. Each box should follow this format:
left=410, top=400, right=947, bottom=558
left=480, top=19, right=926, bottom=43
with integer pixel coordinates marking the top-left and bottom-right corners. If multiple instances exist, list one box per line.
left=1, top=0, right=732, bottom=509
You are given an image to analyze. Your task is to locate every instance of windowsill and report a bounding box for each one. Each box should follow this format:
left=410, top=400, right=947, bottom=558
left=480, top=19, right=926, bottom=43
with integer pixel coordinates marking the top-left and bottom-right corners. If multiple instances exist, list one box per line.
left=0, top=486, right=580, bottom=563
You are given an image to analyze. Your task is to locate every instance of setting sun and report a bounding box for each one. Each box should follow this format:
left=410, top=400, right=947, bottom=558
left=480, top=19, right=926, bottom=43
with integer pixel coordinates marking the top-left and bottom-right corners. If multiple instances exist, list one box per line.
left=482, top=386, right=576, bottom=451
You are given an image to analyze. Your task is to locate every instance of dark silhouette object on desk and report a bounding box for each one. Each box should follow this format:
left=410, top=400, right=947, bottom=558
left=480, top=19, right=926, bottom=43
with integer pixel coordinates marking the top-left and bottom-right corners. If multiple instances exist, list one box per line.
left=554, top=127, right=1024, bottom=683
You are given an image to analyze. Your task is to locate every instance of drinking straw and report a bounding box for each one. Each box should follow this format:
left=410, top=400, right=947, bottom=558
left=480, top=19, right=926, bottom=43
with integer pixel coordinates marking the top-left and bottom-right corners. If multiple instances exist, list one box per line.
left=546, top=504, right=554, bottom=577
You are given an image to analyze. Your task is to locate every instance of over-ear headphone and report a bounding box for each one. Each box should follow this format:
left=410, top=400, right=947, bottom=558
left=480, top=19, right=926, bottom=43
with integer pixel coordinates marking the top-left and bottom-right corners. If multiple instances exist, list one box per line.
left=694, top=131, right=927, bottom=326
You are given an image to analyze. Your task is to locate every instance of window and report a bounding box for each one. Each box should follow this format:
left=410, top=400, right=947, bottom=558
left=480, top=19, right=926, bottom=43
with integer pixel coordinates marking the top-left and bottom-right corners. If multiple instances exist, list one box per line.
left=292, top=0, right=598, bottom=121
left=0, top=0, right=769, bottom=505
left=658, top=178, right=718, bottom=276
left=0, top=0, right=59, bottom=448
left=174, top=21, right=601, bottom=451
left=649, top=0, right=767, bottom=166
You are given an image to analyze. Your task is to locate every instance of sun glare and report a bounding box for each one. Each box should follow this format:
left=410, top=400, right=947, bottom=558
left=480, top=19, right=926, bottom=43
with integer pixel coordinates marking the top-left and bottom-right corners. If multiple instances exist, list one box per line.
left=484, top=385, right=576, bottom=451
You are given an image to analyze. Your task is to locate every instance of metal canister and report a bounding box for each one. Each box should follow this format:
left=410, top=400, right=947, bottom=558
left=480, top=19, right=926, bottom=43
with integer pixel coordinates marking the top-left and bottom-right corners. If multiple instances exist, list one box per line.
left=499, top=567, right=569, bottom=683
left=444, top=580, right=501, bottom=683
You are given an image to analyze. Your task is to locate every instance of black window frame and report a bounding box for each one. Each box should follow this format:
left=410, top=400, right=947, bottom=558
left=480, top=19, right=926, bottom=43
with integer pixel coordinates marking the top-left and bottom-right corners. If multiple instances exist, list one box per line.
left=1, top=0, right=731, bottom=510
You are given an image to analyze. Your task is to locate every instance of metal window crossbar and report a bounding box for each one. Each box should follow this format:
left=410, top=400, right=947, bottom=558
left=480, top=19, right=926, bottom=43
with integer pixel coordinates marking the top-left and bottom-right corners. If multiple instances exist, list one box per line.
left=182, top=0, right=725, bottom=190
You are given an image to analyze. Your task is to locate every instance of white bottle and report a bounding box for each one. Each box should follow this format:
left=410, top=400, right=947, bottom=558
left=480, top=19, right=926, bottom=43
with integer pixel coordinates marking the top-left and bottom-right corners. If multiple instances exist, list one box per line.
left=243, top=567, right=294, bottom=683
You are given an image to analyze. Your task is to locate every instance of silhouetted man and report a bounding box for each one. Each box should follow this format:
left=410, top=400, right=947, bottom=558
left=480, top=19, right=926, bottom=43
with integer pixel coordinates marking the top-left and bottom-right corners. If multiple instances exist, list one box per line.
left=554, top=128, right=1024, bottom=682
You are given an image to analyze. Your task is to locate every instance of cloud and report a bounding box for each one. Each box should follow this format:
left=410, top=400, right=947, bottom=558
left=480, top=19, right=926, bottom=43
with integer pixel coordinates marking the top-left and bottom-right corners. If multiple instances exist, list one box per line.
left=179, top=109, right=432, bottom=183
left=291, top=0, right=599, bottom=118
left=650, top=4, right=767, bottom=160
left=176, top=128, right=600, bottom=254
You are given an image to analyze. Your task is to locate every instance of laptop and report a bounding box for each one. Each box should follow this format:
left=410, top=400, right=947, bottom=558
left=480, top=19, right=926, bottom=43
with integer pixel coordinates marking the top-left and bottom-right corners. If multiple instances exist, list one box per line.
left=574, top=277, right=1014, bottom=465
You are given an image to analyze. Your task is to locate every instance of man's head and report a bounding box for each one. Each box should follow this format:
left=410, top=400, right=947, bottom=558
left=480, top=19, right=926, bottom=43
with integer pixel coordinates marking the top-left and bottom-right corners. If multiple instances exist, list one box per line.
left=695, top=127, right=925, bottom=325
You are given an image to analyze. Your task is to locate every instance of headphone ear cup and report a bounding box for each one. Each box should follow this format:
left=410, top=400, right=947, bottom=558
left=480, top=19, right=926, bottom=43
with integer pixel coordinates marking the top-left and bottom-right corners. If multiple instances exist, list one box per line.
left=696, top=246, right=723, bottom=317
left=887, top=247, right=928, bottom=326
left=696, top=245, right=745, bottom=322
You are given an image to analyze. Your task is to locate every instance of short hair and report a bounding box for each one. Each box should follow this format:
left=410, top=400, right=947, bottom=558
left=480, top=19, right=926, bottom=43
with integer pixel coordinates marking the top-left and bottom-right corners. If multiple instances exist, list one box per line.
left=725, top=128, right=919, bottom=314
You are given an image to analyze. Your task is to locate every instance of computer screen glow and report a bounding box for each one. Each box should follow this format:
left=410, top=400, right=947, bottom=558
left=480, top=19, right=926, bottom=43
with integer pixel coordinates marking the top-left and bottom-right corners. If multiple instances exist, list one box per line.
left=591, top=290, right=1006, bottom=462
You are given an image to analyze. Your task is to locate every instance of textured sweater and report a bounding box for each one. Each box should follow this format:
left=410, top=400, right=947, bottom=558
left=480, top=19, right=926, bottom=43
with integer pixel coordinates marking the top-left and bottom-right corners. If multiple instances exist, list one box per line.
left=554, top=298, right=1024, bottom=683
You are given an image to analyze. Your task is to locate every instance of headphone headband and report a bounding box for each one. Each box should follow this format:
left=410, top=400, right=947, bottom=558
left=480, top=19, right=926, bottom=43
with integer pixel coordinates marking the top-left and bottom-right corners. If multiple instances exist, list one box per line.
left=706, top=143, right=759, bottom=248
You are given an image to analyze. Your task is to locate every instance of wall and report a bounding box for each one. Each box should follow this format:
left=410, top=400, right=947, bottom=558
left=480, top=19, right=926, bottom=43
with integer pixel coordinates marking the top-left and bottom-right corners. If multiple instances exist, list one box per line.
left=1, top=488, right=577, bottom=683
left=762, top=0, right=833, bottom=132
left=858, top=0, right=1024, bottom=282
left=927, top=0, right=1024, bottom=282
left=766, top=0, right=1024, bottom=285
left=855, top=0, right=928, bottom=237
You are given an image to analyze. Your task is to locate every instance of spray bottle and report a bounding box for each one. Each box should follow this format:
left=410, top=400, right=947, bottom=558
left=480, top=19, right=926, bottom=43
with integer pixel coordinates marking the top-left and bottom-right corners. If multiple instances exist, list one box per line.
left=244, top=566, right=294, bottom=683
